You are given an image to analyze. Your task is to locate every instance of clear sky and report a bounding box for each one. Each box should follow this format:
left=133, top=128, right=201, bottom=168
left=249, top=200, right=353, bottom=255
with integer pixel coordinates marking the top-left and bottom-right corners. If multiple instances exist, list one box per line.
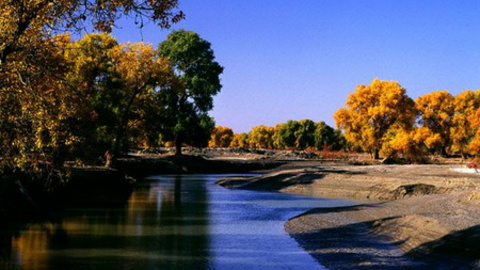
left=113, top=0, right=480, bottom=133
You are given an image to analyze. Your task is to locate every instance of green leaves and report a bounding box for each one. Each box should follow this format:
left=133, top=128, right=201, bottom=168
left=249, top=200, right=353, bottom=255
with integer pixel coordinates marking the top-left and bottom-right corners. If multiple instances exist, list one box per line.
left=157, top=30, right=223, bottom=154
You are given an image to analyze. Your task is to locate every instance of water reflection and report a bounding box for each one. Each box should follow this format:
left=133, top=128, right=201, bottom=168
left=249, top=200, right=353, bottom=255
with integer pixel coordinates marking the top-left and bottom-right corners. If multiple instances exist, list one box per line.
left=4, top=175, right=210, bottom=270
left=1, top=175, right=355, bottom=270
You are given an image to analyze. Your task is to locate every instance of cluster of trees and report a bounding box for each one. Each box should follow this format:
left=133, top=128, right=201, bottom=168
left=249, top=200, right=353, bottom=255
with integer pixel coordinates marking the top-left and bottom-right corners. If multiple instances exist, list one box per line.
left=208, top=120, right=346, bottom=151
left=0, top=1, right=224, bottom=174
left=335, top=79, right=480, bottom=161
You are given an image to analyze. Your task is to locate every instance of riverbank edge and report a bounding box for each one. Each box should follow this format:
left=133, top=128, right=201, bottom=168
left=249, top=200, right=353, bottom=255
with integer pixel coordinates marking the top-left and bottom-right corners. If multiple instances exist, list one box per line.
left=0, top=155, right=285, bottom=219
left=217, top=162, right=480, bottom=269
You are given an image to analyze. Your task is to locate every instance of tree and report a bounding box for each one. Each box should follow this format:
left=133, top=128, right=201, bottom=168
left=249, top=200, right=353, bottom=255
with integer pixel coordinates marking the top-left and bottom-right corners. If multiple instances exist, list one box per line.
left=295, top=119, right=316, bottom=149
left=0, top=0, right=183, bottom=64
left=273, top=120, right=300, bottom=149
left=208, top=126, right=234, bottom=148
left=450, top=90, right=480, bottom=158
left=230, top=133, right=249, bottom=148
left=64, top=34, right=174, bottom=166
left=380, top=127, right=442, bottom=163
left=158, top=30, right=223, bottom=156
left=314, top=121, right=337, bottom=150
left=0, top=34, right=75, bottom=172
left=0, top=0, right=183, bottom=173
left=416, top=90, right=454, bottom=156
left=248, top=126, right=275, bottom=149
left=334, top=79, right=416, bottom=159
left=466, top=104, right=480, bottom=156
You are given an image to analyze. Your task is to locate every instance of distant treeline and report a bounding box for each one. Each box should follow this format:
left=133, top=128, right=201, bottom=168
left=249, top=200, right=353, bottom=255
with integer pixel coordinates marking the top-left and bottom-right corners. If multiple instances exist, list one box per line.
left=334, top=79, right=480, bottom=161
left=207, top=120, right=347, bottom=151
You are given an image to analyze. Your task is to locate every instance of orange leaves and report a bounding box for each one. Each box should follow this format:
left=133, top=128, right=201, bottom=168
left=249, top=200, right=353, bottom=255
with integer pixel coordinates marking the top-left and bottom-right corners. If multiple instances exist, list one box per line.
left=416, top=91, right=454, bottom=128
left=208, top=126, right=234, bottom=148
left=230, top=133, right=249, bottom=148
left=334, top=79, right=416, bottom=157
left=248, top=125, right=275, bottom=149
left=336, top=80, right=480, bottom=159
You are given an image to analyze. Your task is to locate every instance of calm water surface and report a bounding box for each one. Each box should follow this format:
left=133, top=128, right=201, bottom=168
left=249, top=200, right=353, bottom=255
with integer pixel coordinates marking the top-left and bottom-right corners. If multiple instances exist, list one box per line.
left=2, top=174, right=356, bottom=270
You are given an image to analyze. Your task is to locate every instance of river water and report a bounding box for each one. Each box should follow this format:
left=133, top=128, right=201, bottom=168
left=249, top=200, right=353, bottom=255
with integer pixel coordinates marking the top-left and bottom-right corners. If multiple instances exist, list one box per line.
left=2, top=174, right=356, bottom=270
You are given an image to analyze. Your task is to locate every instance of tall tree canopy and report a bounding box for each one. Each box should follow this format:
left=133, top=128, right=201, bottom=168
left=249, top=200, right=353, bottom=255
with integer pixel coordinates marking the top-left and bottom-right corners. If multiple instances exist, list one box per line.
left=415, top=90, right=454, bottom=156
left=450, top=90, right=480, bottom=157
left=158, top=30, right=223, bottom=155
left=65, top=33, right=174, bottom=166
left=334, top=79, right=416, bottom=159
left=0, top=0, right=183, bottom=172
left=0, top=0, right=183, bottom=64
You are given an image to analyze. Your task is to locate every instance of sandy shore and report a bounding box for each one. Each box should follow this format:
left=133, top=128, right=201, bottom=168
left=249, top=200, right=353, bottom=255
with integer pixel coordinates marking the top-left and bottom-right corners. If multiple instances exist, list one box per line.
left=218, top=162, right=480, bottom=269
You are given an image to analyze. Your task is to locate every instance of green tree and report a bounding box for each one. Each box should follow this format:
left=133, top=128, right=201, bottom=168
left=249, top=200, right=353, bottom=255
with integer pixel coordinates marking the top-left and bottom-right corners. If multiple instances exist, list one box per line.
left=158, top=30, right=223, bottom=156
left=274, top=120, right=300, bottom=149
left=295, top=119, right=316, bottom=149
left=314, top=121, right=336, bottom=150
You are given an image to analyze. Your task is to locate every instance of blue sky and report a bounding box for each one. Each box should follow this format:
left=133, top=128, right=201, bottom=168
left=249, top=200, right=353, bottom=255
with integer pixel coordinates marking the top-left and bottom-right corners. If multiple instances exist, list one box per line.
left=113, top=0, right=480, bottom=133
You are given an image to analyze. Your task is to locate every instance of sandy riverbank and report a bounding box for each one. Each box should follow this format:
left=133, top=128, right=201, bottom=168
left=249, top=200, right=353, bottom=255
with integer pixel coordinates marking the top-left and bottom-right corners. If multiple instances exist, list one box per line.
left=218, top=162, right=480, bottom=269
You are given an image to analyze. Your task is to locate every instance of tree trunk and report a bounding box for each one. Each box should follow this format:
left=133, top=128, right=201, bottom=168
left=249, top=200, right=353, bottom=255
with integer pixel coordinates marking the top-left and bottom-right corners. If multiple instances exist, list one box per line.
left=374, top=149, right=380, bottom=160
left=174, top=134, right=182, bottom=156
left=104, top=150, right=114, bottom=168
left=441, top=147, right=449, bottom=158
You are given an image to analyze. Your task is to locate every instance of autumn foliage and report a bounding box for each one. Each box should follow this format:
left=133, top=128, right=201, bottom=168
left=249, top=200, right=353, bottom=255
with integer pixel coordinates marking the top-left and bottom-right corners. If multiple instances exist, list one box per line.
left=208, top=120, right=346, bottom=152
left=334, top=79, right=416, bottom=159
left=209, top=126, right=234, bottom=148
left=0, top=29, right=224, bottom=171
left=335, top=79, right=480, bottom=161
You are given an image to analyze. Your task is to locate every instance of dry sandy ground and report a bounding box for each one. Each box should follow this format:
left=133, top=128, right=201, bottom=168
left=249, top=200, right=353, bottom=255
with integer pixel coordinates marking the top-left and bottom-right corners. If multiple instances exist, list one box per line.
left=218, top=162, right=480, bottom=269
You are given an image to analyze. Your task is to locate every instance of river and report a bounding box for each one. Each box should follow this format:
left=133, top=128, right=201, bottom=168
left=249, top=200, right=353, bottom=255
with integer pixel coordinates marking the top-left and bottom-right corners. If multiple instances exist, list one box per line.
left=1, top=174, right=356, bottom=270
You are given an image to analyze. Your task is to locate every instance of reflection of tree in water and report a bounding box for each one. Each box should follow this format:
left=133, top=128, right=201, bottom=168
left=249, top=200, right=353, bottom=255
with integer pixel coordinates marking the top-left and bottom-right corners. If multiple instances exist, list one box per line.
left=154, top=175, right=211, bottom=270
left=0, top=222, right=15, bottom=270
left=5, top=175, right=210, bottom=270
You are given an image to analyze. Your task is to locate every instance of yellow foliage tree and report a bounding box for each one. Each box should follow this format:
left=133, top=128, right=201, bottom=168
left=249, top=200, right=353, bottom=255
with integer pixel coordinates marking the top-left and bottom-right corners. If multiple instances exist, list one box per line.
left=381, top=127, right=442, bottom=163
left=0, top=0, right=183, bottom=173
left=449, top=90, right=480, bottom=158
left=0, top=34, right=77, bottom=171
left=467, top=108, right=480, bottom=156
left=334, top=79, right=416, bottom=159
left=416, top=90, right=454, bottom=156
left=208, top=126, right=234, bottom=148
left=248, top=126, right=275, bottom=149
left=0, top=0, right=183, bottom=64
left=65, top=34, right=175, bottom=166
left=230, top=133, right=249, bottom=148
